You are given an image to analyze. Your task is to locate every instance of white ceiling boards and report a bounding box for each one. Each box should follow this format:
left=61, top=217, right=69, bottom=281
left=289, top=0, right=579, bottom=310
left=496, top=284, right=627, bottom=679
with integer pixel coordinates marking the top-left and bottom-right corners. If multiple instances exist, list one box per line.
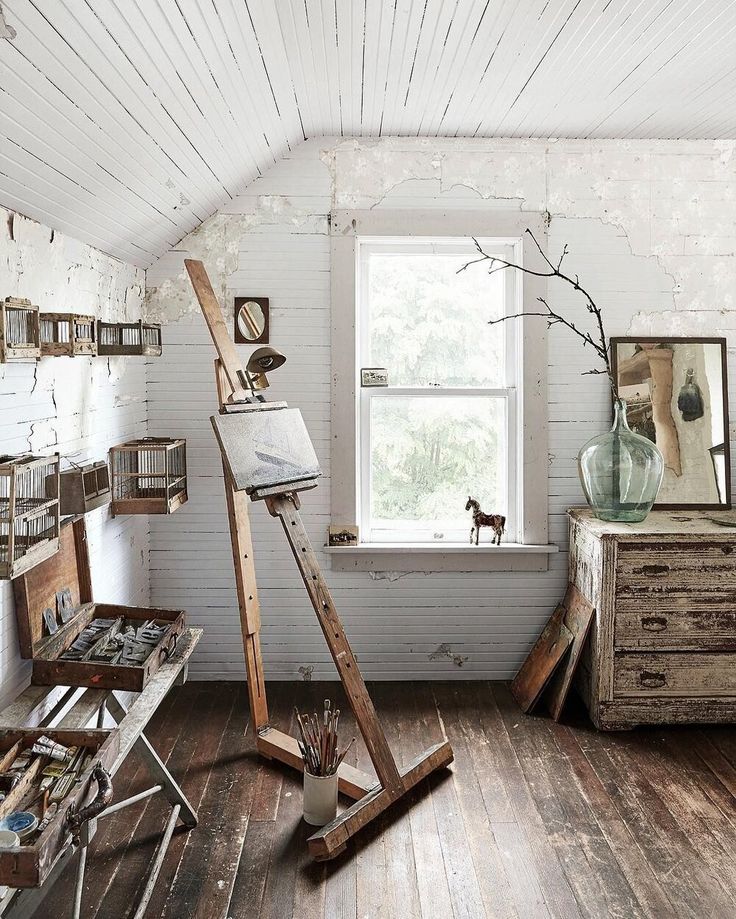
left=1, top=0, right=735, bottom=266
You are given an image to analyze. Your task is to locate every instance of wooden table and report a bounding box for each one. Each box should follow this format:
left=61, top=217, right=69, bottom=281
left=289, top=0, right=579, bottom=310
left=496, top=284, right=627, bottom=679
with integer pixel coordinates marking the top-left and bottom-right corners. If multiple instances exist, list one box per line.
left=0, top=627, right=202, bottom=918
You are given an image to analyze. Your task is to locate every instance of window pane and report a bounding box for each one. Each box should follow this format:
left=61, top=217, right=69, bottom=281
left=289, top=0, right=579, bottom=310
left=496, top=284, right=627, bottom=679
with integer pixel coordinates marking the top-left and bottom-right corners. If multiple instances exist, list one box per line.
left=368, top=252, right=506, bottom=387
left=369, top=396, right=506, bottom=537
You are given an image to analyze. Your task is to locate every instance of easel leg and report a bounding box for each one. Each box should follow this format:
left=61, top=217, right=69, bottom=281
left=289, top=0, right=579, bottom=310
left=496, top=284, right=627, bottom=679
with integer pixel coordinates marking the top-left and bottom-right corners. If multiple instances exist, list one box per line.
left=107, top=696, right=198, bottom=828
left=223, top=477, right=268, bottom=730
left=265, top=494, right=404, bottom=795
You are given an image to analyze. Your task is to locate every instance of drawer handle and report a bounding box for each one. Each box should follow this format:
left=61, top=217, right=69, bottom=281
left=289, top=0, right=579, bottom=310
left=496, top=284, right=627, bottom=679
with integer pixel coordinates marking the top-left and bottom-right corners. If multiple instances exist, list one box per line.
left=639, top=670, right=667, bottom=689
left=641, top=616, right=668, bottom=632
left=641, top=564, right=670, bottom=576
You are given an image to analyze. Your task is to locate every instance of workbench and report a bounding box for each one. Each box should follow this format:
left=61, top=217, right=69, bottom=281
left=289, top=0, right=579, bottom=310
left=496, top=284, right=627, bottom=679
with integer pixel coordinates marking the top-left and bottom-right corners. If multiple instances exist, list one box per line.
left=0, top=627, right=202, bottom=918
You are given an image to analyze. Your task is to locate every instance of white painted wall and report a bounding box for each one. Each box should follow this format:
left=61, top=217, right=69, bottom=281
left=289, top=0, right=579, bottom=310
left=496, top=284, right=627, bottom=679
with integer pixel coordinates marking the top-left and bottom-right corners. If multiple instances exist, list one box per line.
left=0, top=208, right=150, bottom=705
left=146, top=137, right=736, bottom=681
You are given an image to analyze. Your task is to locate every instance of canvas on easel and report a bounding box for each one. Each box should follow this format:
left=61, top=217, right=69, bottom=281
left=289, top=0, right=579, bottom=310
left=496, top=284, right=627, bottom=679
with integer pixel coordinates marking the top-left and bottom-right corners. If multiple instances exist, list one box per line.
left=184, top=258, right=454, bottom=861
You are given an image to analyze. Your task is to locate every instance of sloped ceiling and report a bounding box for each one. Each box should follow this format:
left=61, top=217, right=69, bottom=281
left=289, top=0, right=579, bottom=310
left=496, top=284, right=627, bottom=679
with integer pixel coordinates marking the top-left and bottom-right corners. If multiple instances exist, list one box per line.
left=1, top=0, right=735, bottom=267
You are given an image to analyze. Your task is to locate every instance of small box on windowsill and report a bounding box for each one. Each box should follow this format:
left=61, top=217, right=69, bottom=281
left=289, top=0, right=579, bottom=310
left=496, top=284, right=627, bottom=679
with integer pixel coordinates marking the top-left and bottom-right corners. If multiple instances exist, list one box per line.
left=12, top=517, right=186, bottom=692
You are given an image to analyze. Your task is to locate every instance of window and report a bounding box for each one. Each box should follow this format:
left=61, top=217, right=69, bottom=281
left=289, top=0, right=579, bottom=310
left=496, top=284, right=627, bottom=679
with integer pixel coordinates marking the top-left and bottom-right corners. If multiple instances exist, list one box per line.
left=329, top=210, right=551, bottom=571
left=357, top=238, right=519, bottom=544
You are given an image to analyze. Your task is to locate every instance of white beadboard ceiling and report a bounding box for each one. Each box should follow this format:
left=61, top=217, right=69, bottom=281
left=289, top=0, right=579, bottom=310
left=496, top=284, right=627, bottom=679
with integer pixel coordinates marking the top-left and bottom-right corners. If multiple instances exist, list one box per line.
left=1, top=0, right=735, bottom=267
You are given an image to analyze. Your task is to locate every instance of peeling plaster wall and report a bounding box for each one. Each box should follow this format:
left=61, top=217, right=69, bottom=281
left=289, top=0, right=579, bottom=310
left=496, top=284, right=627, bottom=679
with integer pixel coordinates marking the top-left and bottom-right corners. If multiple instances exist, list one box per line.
left=0, top=208, right=150, bottom=704
left=146, top=137, right=736, bottom=680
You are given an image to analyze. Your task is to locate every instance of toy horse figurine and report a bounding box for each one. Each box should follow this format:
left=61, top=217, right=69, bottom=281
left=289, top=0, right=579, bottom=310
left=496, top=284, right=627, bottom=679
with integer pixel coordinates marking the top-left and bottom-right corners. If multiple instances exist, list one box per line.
left=465, top=497, right=506, bottom=545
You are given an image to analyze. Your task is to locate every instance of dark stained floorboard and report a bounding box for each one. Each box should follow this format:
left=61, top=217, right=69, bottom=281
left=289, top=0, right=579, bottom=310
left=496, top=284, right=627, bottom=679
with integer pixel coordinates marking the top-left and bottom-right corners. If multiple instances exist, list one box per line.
left=45, top=682, right=736, bottom=919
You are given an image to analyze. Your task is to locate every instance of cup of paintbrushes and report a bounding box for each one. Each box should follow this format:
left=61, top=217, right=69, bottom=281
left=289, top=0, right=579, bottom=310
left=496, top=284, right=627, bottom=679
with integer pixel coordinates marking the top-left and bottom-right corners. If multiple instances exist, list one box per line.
left=296, top=701, right=353, bottom=827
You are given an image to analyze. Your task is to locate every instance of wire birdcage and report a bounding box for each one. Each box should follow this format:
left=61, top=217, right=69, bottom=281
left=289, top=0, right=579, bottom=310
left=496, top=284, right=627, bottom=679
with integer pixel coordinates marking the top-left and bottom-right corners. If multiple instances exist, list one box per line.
left=40, top=313, right=97, bottom=357
left=0, top=454, right=60, bottom=578
left=109, top=438, right=187, bottom=515
left=97, top=320, right=162, bottom=356
left=0, top=298, right=41, bottom=362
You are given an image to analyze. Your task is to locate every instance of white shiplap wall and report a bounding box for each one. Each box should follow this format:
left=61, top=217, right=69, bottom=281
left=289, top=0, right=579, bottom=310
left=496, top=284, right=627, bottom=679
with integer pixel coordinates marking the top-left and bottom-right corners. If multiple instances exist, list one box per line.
left=146, top=137, right=736, bottom=681
left=0, top=207, right=150, bottom=705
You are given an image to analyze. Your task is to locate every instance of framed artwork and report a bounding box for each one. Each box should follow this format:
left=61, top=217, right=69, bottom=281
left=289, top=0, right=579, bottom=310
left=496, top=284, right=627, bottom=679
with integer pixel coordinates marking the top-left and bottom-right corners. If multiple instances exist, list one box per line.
left=610, top=337, right=730, bottom=510
left=234, top=297, right=269, bottom=344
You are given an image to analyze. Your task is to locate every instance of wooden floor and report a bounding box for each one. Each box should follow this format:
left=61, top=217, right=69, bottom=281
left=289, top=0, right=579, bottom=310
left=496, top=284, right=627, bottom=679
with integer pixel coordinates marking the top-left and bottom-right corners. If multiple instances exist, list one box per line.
left=49, top=681, right=736, bottom=919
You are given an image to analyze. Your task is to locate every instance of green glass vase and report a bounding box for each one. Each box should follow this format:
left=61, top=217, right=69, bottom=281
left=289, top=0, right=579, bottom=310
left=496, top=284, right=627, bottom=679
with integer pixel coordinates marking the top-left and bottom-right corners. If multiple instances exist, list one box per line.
left=578, top=399, right=664, bottom=522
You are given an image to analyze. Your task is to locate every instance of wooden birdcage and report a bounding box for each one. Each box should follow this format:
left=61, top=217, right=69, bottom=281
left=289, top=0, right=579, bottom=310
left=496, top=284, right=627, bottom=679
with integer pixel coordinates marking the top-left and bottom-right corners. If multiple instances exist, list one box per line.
left=56, top=460, right=111, bottom=515
left=0, top=298, right=41, bottom=362
left=97, top=320, right=162, bottom=356
left=109, top=438, right=187, bottom=515
left=0, top=454, right=60, bottom=579
left=40, top=313, right=97, bottom=357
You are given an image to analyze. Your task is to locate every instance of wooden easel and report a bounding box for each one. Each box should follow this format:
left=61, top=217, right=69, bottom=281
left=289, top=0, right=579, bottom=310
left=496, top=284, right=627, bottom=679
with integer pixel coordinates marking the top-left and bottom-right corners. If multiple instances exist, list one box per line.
left=184, top=259, right=453, bottom=859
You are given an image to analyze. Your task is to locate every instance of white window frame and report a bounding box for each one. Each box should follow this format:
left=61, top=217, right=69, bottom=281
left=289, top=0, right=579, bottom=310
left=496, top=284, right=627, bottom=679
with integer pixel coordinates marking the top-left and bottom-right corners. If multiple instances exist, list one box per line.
left=329, top=210, right=555, bottom=572
left=357, top=236, right=519, bottom=544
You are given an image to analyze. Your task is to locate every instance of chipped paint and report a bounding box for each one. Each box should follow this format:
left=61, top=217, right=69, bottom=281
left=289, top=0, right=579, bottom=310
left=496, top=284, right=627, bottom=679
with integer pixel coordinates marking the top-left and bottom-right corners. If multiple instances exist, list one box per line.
left=144, top=198, right=327, bottom=324
left=0, top=3, right=16, bottom=41
left=429, top=643, right=469, bottom=668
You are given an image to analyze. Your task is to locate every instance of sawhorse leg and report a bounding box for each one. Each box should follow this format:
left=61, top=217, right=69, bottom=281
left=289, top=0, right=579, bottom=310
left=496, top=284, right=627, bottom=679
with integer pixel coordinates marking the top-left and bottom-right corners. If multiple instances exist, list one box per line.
left=106, top=695, right=197, bottom=828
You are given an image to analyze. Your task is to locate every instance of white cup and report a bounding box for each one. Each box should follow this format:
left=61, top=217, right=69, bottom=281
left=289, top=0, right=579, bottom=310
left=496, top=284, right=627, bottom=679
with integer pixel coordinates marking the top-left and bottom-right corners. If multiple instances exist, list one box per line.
left=0, top=830, right=20, bottom=848
left=303, top=771, right=338, bottom=827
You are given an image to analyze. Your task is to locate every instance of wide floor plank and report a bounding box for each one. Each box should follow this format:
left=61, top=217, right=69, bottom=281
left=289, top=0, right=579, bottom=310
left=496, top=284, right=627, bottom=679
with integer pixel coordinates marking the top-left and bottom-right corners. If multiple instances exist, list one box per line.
left=42, top=682, right=736, bottom=919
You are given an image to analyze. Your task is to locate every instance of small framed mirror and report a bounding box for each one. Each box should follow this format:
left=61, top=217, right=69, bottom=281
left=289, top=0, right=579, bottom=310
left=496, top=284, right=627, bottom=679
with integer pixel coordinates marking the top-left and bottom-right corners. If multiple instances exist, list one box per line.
left=611, top=337, right=730, bottom=509
left=234, top=297, right=269, bottom=344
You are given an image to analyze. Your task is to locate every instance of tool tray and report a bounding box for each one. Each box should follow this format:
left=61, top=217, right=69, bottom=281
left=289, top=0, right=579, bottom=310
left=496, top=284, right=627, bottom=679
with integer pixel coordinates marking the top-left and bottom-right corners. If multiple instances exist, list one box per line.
left=0, top=727, right=118, bottom=887
left=12, top=517, right=185, bottom=692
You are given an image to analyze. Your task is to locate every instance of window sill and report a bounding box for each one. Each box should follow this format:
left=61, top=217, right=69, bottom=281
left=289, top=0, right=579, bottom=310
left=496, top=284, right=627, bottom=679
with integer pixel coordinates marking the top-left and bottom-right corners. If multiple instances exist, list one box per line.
left=325, top=542, right=558, bottom=572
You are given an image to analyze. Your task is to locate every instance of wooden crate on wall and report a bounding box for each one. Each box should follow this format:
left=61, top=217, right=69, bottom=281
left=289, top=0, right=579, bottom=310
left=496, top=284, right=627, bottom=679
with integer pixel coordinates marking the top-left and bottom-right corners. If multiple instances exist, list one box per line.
left=57, top=461, right=111, bottom=515
left=40, top=313, right=97, bottom=357
left=0, top=454, right=60, bottom=579
left=97, top=320, right=162, bottom=356
left=0, top=298, right=40, bottom=362
left=109, top=438, right=187, bottom=515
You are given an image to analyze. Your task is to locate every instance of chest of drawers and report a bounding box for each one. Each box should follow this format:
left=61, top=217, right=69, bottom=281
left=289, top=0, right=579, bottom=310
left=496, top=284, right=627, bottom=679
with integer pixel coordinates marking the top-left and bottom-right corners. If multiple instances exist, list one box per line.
left=569, top=507, right=736, bottom=729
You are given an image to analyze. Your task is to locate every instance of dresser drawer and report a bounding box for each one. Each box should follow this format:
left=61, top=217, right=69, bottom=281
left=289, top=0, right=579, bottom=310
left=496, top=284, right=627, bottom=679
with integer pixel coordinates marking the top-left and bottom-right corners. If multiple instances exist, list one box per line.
left=614, top=652, right=736, bottom=697
left=615, top=609, right=736, bottom=651
left=616, top=543, right=736, bottom=609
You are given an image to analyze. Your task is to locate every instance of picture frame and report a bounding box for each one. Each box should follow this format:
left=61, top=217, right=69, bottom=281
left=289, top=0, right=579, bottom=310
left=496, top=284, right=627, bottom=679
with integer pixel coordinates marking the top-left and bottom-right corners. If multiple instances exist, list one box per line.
left=234, top=297, right=269, bottom=344
left=610, top=337, right=731, bottom=510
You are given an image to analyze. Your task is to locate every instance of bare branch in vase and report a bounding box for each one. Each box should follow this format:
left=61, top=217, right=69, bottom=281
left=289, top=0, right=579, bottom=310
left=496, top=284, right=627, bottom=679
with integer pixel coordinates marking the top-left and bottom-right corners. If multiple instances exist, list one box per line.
left=461, top=229, right=619, bottom=399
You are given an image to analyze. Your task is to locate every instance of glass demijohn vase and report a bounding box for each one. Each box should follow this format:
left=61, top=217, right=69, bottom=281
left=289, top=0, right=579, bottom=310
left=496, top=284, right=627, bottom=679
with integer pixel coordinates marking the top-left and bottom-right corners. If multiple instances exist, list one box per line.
left=578, top=399, right=664, bottom=523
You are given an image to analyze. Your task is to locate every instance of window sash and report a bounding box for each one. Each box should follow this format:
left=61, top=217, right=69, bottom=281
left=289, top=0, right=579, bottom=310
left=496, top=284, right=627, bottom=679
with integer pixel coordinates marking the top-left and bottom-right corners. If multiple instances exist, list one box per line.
left=359, top=388, right=517, bottom=543
left=356, top=238, right=520, bottom=545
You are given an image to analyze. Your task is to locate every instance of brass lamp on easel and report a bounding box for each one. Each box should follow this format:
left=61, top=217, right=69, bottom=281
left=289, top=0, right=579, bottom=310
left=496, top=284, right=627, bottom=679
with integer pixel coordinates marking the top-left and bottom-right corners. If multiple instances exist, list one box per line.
left=245, top=346, right=286, bottom=391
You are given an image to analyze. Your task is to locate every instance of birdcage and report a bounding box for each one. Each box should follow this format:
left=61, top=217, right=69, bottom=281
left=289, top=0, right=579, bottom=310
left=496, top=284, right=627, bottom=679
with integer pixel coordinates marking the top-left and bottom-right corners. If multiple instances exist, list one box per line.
left=40, top=313, right=97, bottom=357
left=97, top=320, right=162, bottom=356
left=0, top=454, right=60, bottom=579
left=0, top=298, right=41, bottom=362
left=57, top=460, right=111, bottom=515
left=109, top=438, right=187, bottom=515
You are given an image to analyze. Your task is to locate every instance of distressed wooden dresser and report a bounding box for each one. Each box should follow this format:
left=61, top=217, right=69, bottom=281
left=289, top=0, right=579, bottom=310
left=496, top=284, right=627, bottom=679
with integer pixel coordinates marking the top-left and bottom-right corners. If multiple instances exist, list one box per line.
left=569, top=507, right=736, bottom=730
